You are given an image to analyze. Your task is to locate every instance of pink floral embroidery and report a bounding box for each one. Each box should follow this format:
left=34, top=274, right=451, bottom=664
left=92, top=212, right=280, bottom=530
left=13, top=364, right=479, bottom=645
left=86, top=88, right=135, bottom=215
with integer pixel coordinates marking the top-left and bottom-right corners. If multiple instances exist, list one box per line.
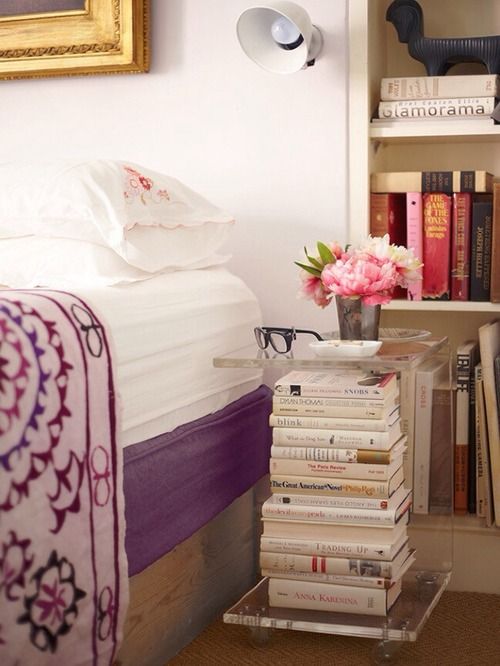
left=123, top=165, right=170, bottom=205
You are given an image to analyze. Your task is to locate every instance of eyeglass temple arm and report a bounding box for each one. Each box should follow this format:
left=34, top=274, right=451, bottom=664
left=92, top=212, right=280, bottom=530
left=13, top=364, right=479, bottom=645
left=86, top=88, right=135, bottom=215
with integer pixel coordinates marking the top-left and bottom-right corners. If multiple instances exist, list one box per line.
left=295, top=329, right=324, bottom=341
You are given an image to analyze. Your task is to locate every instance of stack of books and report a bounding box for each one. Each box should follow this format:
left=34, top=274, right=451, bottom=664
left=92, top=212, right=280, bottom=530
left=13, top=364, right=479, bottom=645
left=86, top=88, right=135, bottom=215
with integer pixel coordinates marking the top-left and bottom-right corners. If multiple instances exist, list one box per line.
left=371, top=73, right=499, bottom=131
left=261, top=370, right=415, bottom=616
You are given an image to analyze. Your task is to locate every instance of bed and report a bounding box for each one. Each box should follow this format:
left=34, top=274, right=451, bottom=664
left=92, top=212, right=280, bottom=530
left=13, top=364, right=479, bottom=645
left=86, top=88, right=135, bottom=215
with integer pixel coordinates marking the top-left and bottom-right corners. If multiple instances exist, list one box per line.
left=0, top=161, right=273, bottom=665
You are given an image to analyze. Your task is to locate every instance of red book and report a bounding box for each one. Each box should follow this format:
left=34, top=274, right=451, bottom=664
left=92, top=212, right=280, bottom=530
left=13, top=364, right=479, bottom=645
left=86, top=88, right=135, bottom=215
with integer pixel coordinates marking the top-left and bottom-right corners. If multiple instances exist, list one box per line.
left=422, top=192, right=453, bottom=300
left=406, top=192, right=423, bottom=301
left=369, top=193, right=407, bottom=245
left=451, top=192, right=472, bottom=301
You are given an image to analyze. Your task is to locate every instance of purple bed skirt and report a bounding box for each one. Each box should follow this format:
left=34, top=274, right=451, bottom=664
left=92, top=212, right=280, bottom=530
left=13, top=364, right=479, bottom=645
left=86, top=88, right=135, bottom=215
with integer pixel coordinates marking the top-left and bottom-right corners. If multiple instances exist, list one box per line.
left=123, top=385, right=272, bottom=576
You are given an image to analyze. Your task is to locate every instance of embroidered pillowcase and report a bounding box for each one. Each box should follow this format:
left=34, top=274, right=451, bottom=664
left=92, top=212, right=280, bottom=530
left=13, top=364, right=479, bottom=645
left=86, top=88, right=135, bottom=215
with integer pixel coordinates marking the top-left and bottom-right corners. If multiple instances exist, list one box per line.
left=0, top=160, right=234, bottom=273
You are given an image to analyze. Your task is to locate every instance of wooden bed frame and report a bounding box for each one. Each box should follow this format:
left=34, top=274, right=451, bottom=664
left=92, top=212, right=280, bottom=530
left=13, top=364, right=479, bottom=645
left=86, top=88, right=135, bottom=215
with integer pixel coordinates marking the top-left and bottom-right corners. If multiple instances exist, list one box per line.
left=116, top=477, right=269, bottom=665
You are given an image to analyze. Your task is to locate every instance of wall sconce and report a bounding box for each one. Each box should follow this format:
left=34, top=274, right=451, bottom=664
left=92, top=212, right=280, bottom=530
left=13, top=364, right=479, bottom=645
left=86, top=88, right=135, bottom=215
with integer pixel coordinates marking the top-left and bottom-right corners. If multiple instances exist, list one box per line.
left=236, top=1, right=323, bottom=74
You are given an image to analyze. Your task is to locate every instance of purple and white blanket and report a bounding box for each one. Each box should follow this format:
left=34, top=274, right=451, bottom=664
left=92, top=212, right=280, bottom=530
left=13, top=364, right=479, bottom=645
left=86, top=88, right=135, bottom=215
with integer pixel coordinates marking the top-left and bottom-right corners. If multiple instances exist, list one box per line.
left=0, top=290, right=128, bottom=665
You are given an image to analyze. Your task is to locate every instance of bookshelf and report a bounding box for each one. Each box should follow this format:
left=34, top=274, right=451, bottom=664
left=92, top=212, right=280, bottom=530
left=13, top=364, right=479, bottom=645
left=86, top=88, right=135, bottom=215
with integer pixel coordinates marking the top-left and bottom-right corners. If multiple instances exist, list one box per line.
left=348, top=0, right=500, bottom=593
left=214, top=338, right=453, bottom=655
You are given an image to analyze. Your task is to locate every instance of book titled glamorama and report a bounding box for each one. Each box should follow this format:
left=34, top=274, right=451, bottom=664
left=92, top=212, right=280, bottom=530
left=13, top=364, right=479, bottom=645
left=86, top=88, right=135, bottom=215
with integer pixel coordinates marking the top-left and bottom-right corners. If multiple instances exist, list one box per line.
left=378, top=96, right=495, bottom=119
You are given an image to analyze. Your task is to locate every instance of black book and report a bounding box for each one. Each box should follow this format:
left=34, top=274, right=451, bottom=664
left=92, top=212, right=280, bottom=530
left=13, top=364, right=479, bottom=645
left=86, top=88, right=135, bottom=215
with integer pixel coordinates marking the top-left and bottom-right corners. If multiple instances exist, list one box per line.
left=470, top=197, right=493, bottom=301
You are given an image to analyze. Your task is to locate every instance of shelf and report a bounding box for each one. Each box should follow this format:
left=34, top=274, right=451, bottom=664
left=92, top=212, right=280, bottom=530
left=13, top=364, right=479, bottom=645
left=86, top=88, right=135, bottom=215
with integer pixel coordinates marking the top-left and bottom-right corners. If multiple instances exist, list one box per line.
left=213, top=336, right=449, bottom=371
left=370, top=125, right=500, bottom=144
left=224, top=572, right=450, bottom=642
left=384, top=301, right=500, bottom=313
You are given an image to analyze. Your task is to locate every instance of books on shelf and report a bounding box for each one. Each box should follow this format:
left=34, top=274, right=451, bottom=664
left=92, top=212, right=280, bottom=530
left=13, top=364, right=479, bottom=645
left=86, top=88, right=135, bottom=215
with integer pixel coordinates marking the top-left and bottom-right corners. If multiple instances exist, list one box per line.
left=268, top=576, right=403, bottom=616
left=478, top=321, right=500, bottom=527
left=274, top=370, right=398, bottom=400
left=370, top=170, right=493, bottom=194
left=369, top=192, right=407, bottom=245
left=413, top=357, right=450, bottom=514
left=406, top=192, right=423, bottom=301
left=379, top=74, right=500, bottom=101
left=451, top=192, right=472, bottom=301
left=491, top=183, right=500, bottom=303
left=422, top=192, right=452, bottom=300
left=455, top=341, right=480, bottom=515
left=378, top=96, right=496, bottom=120
left=269, top=455, right=404, bottom=482
left=470, top=196, right=493, bottom=301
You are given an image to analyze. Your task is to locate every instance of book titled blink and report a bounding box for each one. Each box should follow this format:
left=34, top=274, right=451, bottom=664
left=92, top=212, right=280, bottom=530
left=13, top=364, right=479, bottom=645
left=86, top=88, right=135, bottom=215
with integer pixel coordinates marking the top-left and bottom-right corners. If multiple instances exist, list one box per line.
left=274, top=370, right=397, bottom=400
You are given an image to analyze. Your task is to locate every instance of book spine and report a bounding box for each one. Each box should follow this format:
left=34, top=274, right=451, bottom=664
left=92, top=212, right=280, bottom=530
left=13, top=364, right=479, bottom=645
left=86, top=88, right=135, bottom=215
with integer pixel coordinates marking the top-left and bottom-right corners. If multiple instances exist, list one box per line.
left=261, top=568, right=393, bottom=589
left=429, top=387, right=453, bottom=515
left=269, top=474, right=392, bottom=498
left=451, top=192, right=472, bottom=300
left=261, top=499, right=402, bottom=526
left=260, top=535, right=399, bottom=560
left=270, top=444, right=393, bottom=464
left=371, top=171, right=492, bottom=194
left=269, top=414, right=395, bottom=432
left=268, top=577, right=394, bottom=615
left=269, top=493, right=394, bottom=510
left=470, top=198, right=493, bottom=301
left=380, top=75, right=499, bottom=101
left=475, top=365, right=485, bottom=518
left=400, top=367, right=416, bottom=491
left=272, top=396, right=393, bottom=419
left=273, top=376, right=396, bottom=400
left=422, top=192, right=452, bottom=300
left=269, top=458, right=398, bottom=481
left=272, top=426, right=395, bottom=450
left=455, top=346, right=475, bottom=515
left=369, top=193, right=407, bottom=245
left=259, top=551, right=398, bottom=577
left=378, top=97, right=495, bottom=119
left=406, top=192, right=423, bottom=301
left=490, top=182, right=500, bottom=303
left=413, top=369, right=434, bottom=514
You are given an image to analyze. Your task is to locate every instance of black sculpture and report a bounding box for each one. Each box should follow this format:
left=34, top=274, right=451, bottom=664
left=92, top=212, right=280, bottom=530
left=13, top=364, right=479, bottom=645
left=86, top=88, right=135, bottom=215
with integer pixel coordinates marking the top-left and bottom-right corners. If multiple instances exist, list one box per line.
left=386, top=0, right=500, bottom=76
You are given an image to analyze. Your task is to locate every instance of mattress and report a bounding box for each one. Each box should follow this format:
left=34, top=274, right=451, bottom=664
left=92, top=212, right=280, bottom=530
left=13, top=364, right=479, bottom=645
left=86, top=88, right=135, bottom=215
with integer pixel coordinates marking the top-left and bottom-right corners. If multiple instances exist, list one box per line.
left=71, top=266, right=263, bottom=447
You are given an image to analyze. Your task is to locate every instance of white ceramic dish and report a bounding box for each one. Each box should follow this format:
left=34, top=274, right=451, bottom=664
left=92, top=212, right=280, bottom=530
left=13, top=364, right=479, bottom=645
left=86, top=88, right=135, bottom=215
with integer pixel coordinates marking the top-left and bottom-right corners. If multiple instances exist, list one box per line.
left=310, top=339, right=383, bottom=358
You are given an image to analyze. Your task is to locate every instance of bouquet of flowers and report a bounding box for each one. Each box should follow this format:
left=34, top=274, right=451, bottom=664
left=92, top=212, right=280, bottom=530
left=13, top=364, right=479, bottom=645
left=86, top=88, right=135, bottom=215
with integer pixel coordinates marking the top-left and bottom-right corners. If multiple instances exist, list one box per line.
left=296, top=235, right=422, bottom=307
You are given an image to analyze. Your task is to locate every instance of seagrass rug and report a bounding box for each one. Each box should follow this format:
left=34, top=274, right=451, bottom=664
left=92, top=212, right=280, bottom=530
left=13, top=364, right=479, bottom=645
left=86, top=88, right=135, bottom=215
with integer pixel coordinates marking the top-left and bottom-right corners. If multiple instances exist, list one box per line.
left=169, top=591, right=500, bottom=665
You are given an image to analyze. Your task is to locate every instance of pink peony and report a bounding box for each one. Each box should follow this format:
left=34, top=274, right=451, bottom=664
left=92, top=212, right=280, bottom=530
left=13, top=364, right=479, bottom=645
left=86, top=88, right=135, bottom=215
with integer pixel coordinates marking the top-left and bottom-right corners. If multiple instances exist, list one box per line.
left=321, top=255, right=399, bottom=305
left=298, top=272, right=332, bottom=308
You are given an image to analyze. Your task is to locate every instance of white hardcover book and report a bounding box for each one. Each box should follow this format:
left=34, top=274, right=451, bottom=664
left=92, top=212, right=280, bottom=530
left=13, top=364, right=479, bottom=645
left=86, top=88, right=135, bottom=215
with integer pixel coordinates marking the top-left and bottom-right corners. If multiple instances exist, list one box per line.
left=260, top=541, right=411, bottom=578
left=261, top=485, right=412, bottom=526
left=269, top=456, right=403, bottom=482
left=413, top=357, right=449, bottom=514
left=260, top=531, right=409, bottom=561
left=261, top=550, right=415, bottom=590
left=270, top=465, right=405, bottom=499
left=380, top=74, right=500, bottom=101
left=272, top=395, right=399, bottom=420
left=274, top=370, right=398, bottom=400
left=269, top=437, right=406, bottom=464
left=269, top=486, right=406, bottom=510
left=272, top=420, right=402, bottom=451
left=269, top=412, right=400, bottom=432
left=268, top=576, right=402, bottom=616
left=378, top=96, right=495, bottom=119
left=262, top=511, right=409, bottom=543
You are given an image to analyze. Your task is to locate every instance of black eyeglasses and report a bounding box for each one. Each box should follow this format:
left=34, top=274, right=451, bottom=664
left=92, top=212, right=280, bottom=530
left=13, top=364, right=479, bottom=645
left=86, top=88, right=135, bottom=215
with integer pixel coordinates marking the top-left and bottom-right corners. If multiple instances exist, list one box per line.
left=254, top=326, right=323, bottom=354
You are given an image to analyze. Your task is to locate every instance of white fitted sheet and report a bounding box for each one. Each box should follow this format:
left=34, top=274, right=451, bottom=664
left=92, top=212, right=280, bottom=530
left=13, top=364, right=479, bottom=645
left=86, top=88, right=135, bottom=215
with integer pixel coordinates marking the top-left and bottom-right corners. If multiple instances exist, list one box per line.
left=71, top=267, right=263, bottom=447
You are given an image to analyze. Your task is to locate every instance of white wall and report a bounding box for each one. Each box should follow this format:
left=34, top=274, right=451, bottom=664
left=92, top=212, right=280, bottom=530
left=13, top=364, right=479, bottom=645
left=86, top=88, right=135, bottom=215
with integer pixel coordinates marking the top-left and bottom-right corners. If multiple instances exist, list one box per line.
left=0, top=0, right=347, bottom=332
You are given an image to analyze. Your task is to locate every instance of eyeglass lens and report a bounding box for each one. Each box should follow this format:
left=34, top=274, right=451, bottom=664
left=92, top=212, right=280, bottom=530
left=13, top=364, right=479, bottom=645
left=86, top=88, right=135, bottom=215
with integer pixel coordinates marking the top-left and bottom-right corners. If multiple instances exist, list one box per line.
left=269, top=331, right=290, bottom=353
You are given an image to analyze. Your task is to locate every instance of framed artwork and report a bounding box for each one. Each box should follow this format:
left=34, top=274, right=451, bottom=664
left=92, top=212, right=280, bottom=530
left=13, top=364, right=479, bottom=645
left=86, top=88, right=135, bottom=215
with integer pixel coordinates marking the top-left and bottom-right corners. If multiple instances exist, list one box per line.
left=0, top=0, right=149, bottom=80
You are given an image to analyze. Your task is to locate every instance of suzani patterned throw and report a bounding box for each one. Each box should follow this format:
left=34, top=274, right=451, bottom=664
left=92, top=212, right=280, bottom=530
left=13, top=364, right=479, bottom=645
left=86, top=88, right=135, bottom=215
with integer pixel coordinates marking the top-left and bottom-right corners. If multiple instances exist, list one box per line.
left=0, top=290, right=128, bottom=665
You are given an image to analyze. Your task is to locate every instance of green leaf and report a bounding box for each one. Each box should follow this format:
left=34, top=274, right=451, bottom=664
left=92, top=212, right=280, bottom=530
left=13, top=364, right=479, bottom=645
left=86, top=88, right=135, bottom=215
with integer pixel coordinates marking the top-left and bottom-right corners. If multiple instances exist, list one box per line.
left=294, top=261, right=322, bottom=277
left=317, top=242, right=334, bottom=265
left=305, top=254, right=324, bottom=270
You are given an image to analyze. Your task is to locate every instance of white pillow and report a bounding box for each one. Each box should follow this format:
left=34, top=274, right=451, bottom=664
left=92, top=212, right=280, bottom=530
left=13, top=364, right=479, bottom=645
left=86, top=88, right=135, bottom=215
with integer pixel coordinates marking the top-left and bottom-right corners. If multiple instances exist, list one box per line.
left=0, top=160, right=234, bottom=272
left=0, top=237, right=229, bottom=289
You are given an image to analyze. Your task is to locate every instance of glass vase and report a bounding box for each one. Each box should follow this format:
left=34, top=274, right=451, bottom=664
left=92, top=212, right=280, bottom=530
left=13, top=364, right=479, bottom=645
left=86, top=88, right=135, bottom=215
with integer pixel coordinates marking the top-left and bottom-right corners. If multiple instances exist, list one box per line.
left=335, top=296, right=381, bottom=341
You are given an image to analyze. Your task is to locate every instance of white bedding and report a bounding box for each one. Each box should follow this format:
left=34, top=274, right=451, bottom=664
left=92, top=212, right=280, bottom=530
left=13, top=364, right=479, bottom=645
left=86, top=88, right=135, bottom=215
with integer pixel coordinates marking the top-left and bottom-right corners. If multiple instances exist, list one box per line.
left=71, top=267, right=263, bottom=447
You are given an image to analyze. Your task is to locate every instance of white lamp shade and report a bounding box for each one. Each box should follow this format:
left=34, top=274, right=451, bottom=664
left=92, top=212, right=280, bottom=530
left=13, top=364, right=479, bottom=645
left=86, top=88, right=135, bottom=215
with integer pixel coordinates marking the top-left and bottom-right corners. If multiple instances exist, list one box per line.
left=236, top=1, right=322, bottom=74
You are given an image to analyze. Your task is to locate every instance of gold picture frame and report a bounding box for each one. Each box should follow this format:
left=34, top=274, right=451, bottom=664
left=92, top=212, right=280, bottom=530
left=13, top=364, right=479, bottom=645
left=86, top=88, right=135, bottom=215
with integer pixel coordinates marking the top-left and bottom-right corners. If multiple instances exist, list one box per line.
left=0, top=0, right=149, bottom=80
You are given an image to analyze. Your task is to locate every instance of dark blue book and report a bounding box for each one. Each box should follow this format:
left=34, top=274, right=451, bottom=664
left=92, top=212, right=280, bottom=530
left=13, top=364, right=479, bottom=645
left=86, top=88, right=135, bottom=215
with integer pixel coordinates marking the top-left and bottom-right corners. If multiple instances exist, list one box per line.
left=470, top=196, right=493, bottom=301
